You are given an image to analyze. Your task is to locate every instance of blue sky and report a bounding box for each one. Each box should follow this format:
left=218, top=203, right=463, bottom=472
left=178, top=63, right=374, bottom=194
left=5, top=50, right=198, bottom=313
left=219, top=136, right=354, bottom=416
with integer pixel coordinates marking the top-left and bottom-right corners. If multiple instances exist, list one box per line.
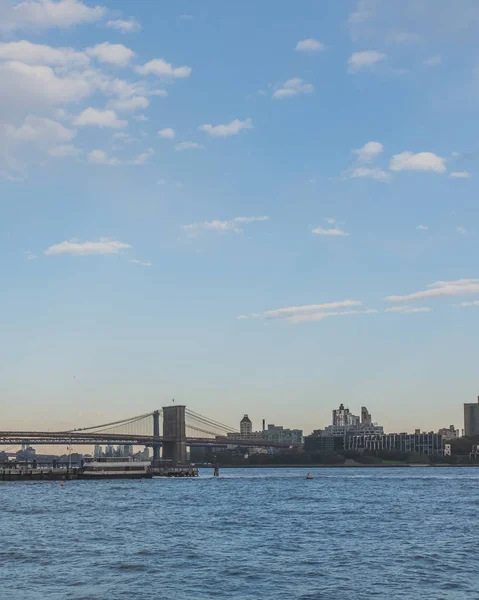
left=1, top=0, right=479, bottom=435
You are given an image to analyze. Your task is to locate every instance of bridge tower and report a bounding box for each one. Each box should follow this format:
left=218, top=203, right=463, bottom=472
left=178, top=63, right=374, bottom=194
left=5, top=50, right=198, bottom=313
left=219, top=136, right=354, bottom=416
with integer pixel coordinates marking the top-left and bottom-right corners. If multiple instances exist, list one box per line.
left=162, top=405, right=187, bottom=465
left=152, top=409, right=161, bottom=460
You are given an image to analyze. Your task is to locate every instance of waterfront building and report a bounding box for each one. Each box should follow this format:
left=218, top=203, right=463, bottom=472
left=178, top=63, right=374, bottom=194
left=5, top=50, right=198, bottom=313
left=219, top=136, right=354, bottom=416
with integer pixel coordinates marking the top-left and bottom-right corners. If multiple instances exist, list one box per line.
left=464, top=397, right=479, bottom=437
left=332, top=404, right=360, bottom=427
left=93, top=445, right=102, bottom=458
left=437, top=425, right=459, bottom=440
left=347, top=432, right=444, bottom=456
left=240, top=414, right=253, bottom=436
left=319, top=404, right=384, bottom=438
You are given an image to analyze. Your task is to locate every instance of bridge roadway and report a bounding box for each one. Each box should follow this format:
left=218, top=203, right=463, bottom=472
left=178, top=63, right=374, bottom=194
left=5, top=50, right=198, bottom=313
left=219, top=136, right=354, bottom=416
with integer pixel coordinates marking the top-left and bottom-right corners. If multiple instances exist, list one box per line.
left=0, top=431, right=299, bottom=449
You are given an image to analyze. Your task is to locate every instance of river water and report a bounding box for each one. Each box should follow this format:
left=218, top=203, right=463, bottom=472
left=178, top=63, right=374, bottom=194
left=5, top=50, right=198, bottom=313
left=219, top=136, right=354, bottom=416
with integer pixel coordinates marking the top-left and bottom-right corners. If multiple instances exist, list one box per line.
left=1, top=467, right=478, bottom=600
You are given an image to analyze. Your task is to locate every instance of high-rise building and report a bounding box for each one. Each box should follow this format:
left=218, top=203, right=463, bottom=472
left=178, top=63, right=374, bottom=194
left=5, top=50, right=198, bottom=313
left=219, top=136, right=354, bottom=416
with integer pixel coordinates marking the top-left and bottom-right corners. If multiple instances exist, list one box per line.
left=464, top=397, right=479, bottom=437
left=332, top=404, right=360, bottom=427
left=93, top=445, right=103, bottom=458
left=361, top=407, right=372, bottom=426
left=240, top=414, right=252, bottom=436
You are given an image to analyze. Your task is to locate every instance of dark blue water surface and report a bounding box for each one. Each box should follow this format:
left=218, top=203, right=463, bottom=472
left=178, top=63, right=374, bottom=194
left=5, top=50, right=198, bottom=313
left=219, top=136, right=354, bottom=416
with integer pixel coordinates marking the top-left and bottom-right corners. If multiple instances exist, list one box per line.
left=1, top=467, right=479, bottom=600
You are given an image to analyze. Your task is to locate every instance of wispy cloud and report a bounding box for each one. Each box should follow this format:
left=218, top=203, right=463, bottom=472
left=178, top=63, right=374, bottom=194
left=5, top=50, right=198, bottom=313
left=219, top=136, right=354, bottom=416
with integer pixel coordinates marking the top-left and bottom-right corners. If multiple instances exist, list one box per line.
left=129, top=259, right=152, bottom=267
left=199, top=118, right=253, bottom=137
left=105, top=18, right=141, bottom=33
left=384, top=306, right=432, bottom=314
left=44, top=238, right=132, bottom=256
left=273, top=78, right=313, bottom=99
left=456, top=226, right=467, bottom=235
left=455, top=300, right=479, bottom=307
left=348, top=50, right=386, bottom=73
left=24, top=250, right=37, bottom=260
left=350, top=167, right=391, bottom=182
left=416, top=225, right=429, bottom=231
left=136, top=58, right=191, bottom=79
left=238, top=300, right=377, bottom=324
left=158, top=128, right=175, bottom=139
left=312, top=226, right=350, bottom=237
left=386, top=279, right=479, bottom=302
left=88, top=150, right=120, bottom=166
left=450, top=171, right=470, bottom=178
left=423, top=55, right=442, bottom=67
left=73, top=108, right=127, bottom=129
left=174, top=141, right=202, bottom=151
left=183, top=216, right=268, bottom=234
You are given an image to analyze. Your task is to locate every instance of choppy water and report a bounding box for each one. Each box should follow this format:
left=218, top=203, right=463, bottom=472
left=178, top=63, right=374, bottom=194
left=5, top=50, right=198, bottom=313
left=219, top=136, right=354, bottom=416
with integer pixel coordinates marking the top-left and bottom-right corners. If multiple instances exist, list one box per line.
left=1, top=467, right=479, bottom=600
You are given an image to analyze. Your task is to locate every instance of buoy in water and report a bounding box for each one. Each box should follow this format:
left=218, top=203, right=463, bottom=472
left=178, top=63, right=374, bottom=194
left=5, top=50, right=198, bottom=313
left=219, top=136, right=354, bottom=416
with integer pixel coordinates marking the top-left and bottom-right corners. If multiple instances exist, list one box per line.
left=306, top=472, right=313, bottom=480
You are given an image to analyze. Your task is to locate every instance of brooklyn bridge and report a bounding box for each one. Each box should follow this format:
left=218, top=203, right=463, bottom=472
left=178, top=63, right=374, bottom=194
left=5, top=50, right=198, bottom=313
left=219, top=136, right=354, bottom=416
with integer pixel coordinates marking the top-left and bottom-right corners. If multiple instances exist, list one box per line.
left=0, top=405, right=299, bottom=464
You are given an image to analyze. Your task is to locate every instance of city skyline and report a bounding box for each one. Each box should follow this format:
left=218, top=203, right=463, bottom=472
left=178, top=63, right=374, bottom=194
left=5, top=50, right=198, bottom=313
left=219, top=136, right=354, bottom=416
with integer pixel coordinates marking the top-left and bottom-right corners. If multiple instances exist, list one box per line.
left=1, top=0, right=479, bottom=434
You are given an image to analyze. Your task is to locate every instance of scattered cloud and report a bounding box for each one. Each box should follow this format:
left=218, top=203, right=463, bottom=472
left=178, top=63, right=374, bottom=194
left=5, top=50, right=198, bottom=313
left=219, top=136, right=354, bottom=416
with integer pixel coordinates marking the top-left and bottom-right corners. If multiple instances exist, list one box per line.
left=384, top=306, right=432, bottom=313
left=136, top=58, right=192, bottom=79
left=389, top=151, right=446, bottom=173
left=133, top=114, right=148, bottom=122
left=312, top=226, right=350, bottom=237
left=179, top=14, right=194, bottom=20
left=156, top=179, right=167, bottom=185
left=48, top=144, right=81, bottom=157
left=24, top=250, right=37, bottom=260
left=110, top=96, right=149, bottom=112
left=416, top=225, right=429, bottom=231
left=456, top=226, right=467, bottom=235
left=295, top=38, right=325, bottom=52
left=386, top=279, right=479, bottom=302
left=0, top=41, right=88, bottom=66
left=129, top=259, right=152, bottom=266
left=183, top=216, right=269, bottom=234
left=128, top=148, right=154, bottom=165
left=450, top=171, right=470, bottom=178
left=455, top=300, right=479, bottom=307
left=238, top=300, right=377, bottom=324
left=86, top=42, right=135, bottom=66
left=348, top=50, right=386, bottom=73
left=199, top=118, right=253, bottom=137
left=175, top=141, right=202, bottom=151
left=44, top=238, right=131, bottom=256
left=350, top=167, right=391, bottom=182
left=0, top=0, right=105, bottom=32
left=158, top=128, right=176, bottom=139
left=87, top=149, right=120, bottom=165
left=353, top=141, right=384, bottom=162
left=6, top=115, right=75, bottom=144
left=273, top=78, right=313, bottom=99
left=105, top=18, right=141, bottom=33
left=423, top=55, right=442, bottom=67
left=73, top=108, right=127, bottom=129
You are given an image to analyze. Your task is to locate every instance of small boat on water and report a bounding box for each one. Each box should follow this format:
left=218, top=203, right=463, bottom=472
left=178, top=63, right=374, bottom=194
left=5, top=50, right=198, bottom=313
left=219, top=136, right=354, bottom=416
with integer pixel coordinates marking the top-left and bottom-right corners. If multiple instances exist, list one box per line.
left=306, top=472, right=313, bottom=480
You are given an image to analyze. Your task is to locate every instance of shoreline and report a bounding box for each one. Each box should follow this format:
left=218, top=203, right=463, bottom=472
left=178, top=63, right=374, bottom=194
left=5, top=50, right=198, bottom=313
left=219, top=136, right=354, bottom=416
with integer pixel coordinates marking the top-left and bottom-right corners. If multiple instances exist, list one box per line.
left=206, top=463, right=479, bottom=469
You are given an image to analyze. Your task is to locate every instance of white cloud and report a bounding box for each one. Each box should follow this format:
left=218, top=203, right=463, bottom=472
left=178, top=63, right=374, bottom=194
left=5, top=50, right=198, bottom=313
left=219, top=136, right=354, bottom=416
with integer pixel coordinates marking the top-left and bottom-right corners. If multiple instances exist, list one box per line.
left=48, top=144, right=81, bottom=157
left=348, top=50, right=386, bottom=73
left=389, top=151, right=446, bottom=173
left=384, top=306, right=431, bottom=313
left=105, top=18, right=141, bottom=33
left=353, top=141, right=384, bottom=162
left=73, top=108, right=127, bottom=129
left=0, top=41, right=88, bottom=66
left=158, top=128, right=175, bottom=139
left=87, top=149, right=120, bottom=165
left=136, top=58, right=192, bottom=79
left=325, top=218, right=336, bottom=224
left=129, top=148, right=154, bottom=165
left=86, top=42, right=135, bottom=66
left=183, top=216, right=268, bottom=234
left=1, top=0, right=105, bottom=32
left=295, top=38, right=325, bottom=52
left=199, top=118, right=253, bottom=137
left=456, top=226, right=467, bottom=235
left=423, top=55, right=442, bottom=67
left=312, top=226, right=350, bottom=237
left=455, top=300, right=479, bottom=307
left=133, top=114, right=148, bottom=122
left=110, top=96, right=149, bottom=112
left=350, top=167, right=391, bottom=182
left=6, top=116, right=75, bottom=144
left=129, top=259, right=152, bottom=266
left=24, top=250, right=37, bottom=260
left=386, top=279, right=479, bottom=302
left=450, top=171, right=470, bottom=178
left=44, top=238, right=131, bottom=256
left=238, top=300, right=378, bottom=324
left=273, top=78, right=313, bottom=99
left=156, top=179, right=167, bottom=185
left=175, top=141, right=202, bottom=151
left=416, top=225, right=429, bottom=231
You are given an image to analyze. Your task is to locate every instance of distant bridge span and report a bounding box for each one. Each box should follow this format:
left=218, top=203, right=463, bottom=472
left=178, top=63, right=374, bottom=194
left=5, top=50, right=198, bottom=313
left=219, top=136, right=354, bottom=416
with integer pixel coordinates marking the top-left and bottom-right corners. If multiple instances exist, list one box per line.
left=0, top=405, right=299, bottom=462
